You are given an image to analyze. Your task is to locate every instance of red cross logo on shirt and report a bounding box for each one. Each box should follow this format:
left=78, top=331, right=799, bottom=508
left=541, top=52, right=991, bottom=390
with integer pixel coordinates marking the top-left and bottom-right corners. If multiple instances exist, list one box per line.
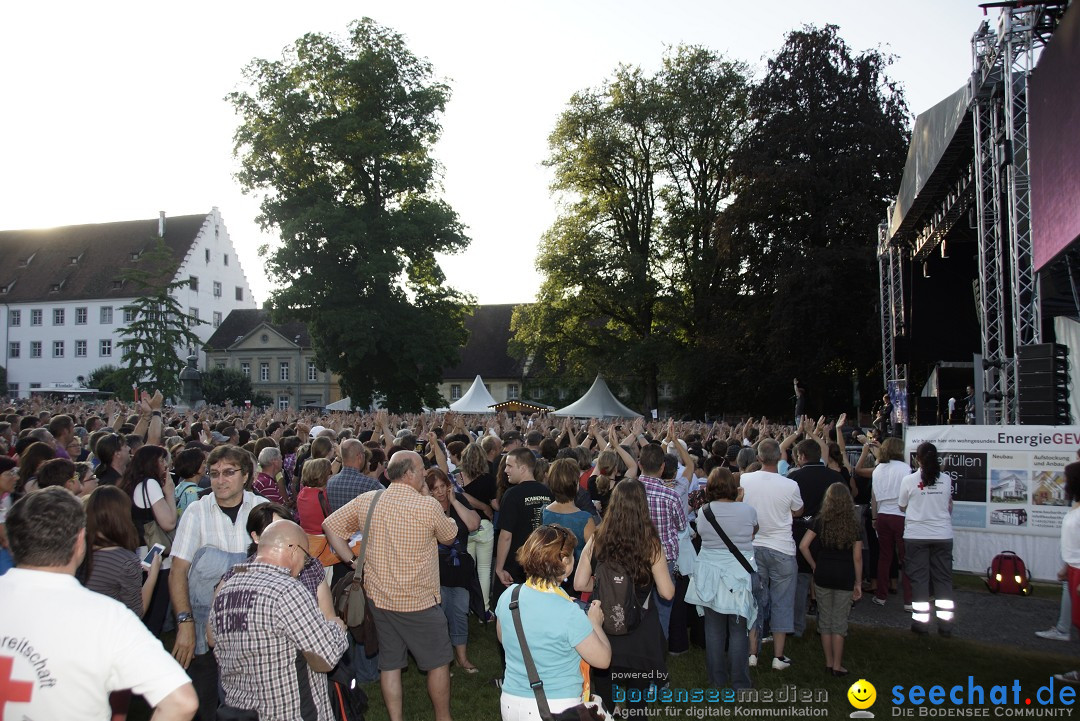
left=0, top=655, right=34, bottom=712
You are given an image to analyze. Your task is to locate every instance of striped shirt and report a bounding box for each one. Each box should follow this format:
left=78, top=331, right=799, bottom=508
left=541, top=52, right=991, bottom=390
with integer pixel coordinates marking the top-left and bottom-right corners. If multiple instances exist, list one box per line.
left=638, top=475, right=688, bottom=562
left=85, top=547, right=143, bottom=616
left=171, top=491, right=268, bottom=563
left=211, top=562, right=347, bottom=721
left=323, top=483, right=458, bottom=612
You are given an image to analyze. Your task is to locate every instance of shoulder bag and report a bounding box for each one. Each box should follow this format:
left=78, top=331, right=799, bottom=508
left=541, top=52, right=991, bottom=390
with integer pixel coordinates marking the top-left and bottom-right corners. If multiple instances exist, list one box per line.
left=508, top=585, right=606, bottom=721
left=332, top=490, right=384, bottom=651
left=702, top=504, right=753, bottom=575
left=140, top=481, right=174, bottom=557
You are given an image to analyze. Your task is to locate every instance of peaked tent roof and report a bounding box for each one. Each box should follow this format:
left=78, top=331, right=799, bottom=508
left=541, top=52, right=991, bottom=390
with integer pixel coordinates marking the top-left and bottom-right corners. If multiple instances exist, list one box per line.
left=449, top=375, right=498, bottom=413
left=551, top=375, right=642, bottom=419
left=325, top=397, right=353, bottom=411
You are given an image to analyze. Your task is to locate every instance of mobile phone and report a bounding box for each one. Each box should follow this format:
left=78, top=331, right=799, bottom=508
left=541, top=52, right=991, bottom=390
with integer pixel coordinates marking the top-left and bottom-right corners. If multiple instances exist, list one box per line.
left=141, top=543, right=166, bottom=569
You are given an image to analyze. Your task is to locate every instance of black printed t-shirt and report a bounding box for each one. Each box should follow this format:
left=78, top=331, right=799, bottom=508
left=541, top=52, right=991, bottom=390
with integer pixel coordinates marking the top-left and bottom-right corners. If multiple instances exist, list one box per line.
left=496, top=480, right=554, bottom=581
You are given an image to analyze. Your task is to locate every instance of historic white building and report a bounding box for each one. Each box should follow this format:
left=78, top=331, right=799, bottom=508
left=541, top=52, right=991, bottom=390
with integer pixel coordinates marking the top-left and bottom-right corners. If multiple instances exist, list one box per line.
left=0, top=209, right=256, bottom=397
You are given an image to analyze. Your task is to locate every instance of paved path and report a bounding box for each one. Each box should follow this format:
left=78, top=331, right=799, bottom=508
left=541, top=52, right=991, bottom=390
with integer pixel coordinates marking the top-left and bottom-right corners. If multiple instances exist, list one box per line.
left=847, top=584, right=1080, bottom=656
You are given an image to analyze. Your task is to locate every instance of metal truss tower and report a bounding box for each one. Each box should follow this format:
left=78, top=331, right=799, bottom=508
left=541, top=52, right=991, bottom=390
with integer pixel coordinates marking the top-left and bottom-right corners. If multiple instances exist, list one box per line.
left=878, top=221, right=906, bottom=389
left=969, top=4, right=1065, bottom=423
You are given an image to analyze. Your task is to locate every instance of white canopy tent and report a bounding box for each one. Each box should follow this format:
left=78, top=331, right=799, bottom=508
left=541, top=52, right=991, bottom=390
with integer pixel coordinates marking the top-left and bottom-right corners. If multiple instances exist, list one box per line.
left=324, top=397, right=354, bottom=411
left=449, top=375, right=499, bottom=414
left=551, top=375, right=642, bottom=419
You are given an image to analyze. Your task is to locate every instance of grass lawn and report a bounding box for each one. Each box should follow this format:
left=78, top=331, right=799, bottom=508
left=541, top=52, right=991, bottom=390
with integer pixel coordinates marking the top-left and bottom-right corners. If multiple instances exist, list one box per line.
left=357, top=614, right=1080, bottom=720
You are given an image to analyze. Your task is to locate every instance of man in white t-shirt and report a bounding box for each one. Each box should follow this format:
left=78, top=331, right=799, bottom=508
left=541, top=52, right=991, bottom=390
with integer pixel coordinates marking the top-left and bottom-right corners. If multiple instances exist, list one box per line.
left=0, top=487, right=196, bottom=721
left=739, top=439, right=804, bottom=671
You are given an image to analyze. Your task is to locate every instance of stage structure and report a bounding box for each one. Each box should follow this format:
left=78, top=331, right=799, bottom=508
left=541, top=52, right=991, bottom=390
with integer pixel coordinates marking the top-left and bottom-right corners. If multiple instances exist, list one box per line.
left=879, top=1, right=1074, bottom=425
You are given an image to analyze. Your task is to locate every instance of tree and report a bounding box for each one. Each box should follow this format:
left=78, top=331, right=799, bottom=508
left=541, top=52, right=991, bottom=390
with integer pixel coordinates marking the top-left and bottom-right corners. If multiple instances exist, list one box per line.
left=512, top=47, right=751, bottom=413
left=228, top=18, right=471, bottom=412
left=718, top=25, right=909, bottom=414
left=199, top=367, right=256, bottom=406
left=87, top=364, right=136, bottom=398
left=116, top=239, right=204, bottom=400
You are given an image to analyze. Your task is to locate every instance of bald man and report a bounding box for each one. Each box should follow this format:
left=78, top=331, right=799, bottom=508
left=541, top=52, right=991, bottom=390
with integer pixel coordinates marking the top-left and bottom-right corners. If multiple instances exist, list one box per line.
left=209, top=520, right=347, bottom=721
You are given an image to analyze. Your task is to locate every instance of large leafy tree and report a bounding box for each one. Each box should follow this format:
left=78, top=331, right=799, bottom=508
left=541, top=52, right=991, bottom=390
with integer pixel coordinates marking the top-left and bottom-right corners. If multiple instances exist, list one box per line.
left=513, top=47, right=750, bottom=413
left=116, top=239, right=204, bottom=400
left=719, top=25, right=909, bottom=414
left=199, top=367, right=256, bottom=406
left=229, top=18, right=471, bottom=412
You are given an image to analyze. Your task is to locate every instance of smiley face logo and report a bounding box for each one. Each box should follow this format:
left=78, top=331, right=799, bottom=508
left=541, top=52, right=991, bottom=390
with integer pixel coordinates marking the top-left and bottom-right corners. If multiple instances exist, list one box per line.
left=848, top=679, right=876, bottom=710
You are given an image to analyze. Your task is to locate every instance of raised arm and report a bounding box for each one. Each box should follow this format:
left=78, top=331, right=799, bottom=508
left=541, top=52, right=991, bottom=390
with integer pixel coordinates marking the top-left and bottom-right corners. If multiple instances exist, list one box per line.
left=608, top=424, right=638, bottom=479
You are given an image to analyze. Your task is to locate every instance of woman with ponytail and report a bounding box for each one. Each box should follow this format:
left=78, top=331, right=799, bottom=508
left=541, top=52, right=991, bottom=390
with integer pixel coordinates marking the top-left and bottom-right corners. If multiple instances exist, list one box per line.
left=898, top=442, right=954, bottom=636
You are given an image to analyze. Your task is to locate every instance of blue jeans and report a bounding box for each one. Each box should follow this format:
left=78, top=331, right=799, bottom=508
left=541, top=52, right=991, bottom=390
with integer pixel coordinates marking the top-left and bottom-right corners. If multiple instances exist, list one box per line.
left=440, top=586, right=470, bottom=646
left=793, top=572, right=812, bottom=637
left=703, top=609, right=751, bottom=690
left=653, top=560, right=677, bottom=640
left=753, top=547, right=797, bottom=635
left=350, top=638, right=380, bottom=685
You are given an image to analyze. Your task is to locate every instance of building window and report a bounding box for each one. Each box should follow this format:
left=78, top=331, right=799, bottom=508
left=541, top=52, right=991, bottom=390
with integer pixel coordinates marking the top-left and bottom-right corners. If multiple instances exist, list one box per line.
left=30, top=309, right=42, bottom=326
left=7, top=383, right=17, bottom=394
left=205, top=248, right=211, bottom=263
left=216, top=362, right=225, bottom=369
left=30, top=341, right=42, bottom=358
left=450, top=384, right=461, bottom=400
left=558, top=387, right=568, bottom=400
left=307, top=362, right=318, bottom=382
left=508, top=384, right=519, bottom=400
left=277, top=395, right=289, bottom=410
left=29, top=383, right=40, bottom=389
left=75, top=307, right=87, bottom=325
left=235, top=286, right=243, bottom=301
left=123, top=308, right=136, bottom=323
left=8, top=342, right=19, bottom=358
left=535, top=387, right=545, bottom=399
left=213, top=281, right=222, bottom=298
left=213, top=311, right=222, bottom=328
left=100, top=306, right=113, bottom=324
left=53, top=341, right=64, bottom=358
left=260, top=362, right=270, bottom=382
left=99, top=339, right=112, bottom=357
left=9, top=310, right=20, bottom=326
left=241, top=362, right=251, bottom=377
left=224, top=254, right=229, bottom=266
left=189, top=275, right=199, bottom=291
left=279, top=362, right=289, bottom=382
left=53, top=308, right=64, bottom=325
left=75, top=340, right=87, bottom=357
left=189, top=308, right=199, bottom=327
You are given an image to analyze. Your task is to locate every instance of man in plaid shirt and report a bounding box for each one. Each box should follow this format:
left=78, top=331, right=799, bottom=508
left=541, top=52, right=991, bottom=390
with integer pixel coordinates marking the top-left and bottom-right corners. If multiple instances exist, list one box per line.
left=323, top=450, right=459, bottom=721
left=636, top=442, right=687, bottom=640
left=209, top=520, right=347, bottom=721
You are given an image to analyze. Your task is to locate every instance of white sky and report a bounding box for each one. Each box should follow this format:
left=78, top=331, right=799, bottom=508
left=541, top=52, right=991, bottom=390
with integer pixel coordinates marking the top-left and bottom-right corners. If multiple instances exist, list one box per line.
left=0, top=1, right=990, bottom=306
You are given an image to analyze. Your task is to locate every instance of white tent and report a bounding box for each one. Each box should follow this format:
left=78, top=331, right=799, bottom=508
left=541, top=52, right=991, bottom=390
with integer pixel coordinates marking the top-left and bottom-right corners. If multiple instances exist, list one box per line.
left=449, top=375, right=498, bottom=413
left=325, top=397, right=354, bottom=411
left=551, top=375, right=642, bottom=419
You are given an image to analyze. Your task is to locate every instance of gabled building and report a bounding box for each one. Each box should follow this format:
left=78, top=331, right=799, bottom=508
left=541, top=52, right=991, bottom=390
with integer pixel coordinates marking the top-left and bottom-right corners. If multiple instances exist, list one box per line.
left=204, top=309, right=342, bottom=410
left=0, top=209, right=255, bottom=397
left=438, top=304, right=526, bottom=406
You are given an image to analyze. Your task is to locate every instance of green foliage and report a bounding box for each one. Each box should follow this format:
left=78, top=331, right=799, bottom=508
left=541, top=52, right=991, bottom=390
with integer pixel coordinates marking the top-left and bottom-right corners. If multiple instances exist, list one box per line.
left=87, top=364, right=136, bottom=398
left=228, top=18, right=471, bottom=413
left=199, top=367, right=256, bottom=406
left=115, top=238, right=205, bottom=400
left=513, top=46, right=751, bottom=414
left=517, top=29, right=908, bottom=417
left=715, top=25, right=910, bottom=414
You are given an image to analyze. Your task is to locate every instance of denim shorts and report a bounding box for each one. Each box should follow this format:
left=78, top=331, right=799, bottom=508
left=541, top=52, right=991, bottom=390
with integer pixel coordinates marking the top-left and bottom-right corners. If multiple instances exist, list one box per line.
left=753, top=546, right=797, bottom=634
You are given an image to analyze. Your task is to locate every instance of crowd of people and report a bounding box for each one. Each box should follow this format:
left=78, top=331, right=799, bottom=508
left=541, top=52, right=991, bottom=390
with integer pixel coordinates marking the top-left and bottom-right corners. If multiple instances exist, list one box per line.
left=0, top=396, right=1062, bottom=721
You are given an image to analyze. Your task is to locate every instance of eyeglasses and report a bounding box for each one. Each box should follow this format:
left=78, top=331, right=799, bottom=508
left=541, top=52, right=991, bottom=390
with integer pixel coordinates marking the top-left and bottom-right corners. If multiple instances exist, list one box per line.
left=540, top=524, right=572, bottom=545
left=288, top=544, right=313, bottom=561
left=208, top=467, right=243, bottom=480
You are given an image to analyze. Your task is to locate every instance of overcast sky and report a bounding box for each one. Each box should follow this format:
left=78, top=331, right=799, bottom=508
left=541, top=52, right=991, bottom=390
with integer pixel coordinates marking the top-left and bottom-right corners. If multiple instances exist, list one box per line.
left=0, top=1, right=991, bottom=305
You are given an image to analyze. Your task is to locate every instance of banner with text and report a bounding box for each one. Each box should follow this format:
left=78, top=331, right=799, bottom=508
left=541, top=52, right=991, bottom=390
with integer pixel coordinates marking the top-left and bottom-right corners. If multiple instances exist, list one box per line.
left=904, top=425, right=1080, bottom=537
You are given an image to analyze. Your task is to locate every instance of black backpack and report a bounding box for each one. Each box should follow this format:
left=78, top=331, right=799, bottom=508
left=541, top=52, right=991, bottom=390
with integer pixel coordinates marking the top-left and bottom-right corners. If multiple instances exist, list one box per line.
left=593, top=559, right=649, bottom=635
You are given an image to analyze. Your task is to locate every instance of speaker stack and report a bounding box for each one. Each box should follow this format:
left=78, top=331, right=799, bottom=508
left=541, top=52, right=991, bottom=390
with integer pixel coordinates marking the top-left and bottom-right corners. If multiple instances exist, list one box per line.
left=1017, top=343, right=1071, bottom=425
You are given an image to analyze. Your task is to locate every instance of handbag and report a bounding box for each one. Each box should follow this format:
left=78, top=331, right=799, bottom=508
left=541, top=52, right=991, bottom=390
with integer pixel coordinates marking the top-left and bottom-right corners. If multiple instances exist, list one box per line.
left=702, top=505, right=753, bottom=575
left=508, top=585, right=606, bottom=721
left=141, top=481, right=174, bottom=556
left=332, top=490, right=383, bottom=651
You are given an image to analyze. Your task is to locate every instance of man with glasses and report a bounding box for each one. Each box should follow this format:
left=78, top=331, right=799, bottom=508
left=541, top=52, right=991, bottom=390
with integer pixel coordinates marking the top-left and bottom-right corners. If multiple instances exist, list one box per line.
left=169, top=445, right=267, bottom=720
left=324, top=450, right=459, bottom=721
left=209, top=519, right=347, bottom=721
